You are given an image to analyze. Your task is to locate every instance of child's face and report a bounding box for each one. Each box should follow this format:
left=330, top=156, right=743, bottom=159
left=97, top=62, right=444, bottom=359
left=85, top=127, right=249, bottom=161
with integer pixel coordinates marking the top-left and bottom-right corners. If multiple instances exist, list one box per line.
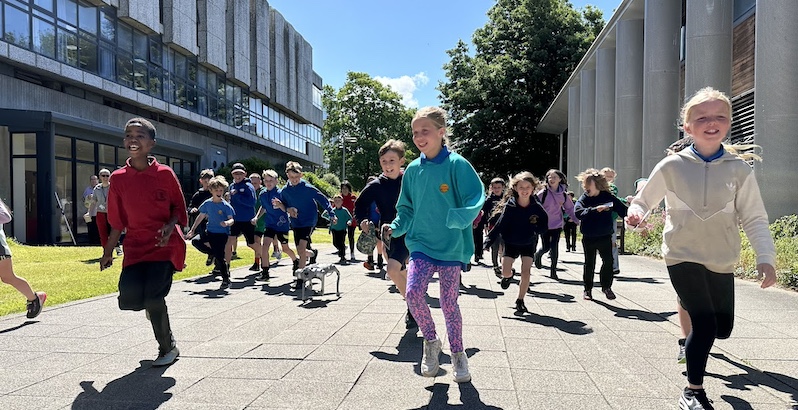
left=379, top=150, right=405, bottom=179
left=546, top=172, right=561, bottom=187
left=263, top=175, right=277, bottom=189
left=602, top=172, right=615, bottom=183
left=490, top=182, right=505, bottom=196
left=200, top=177, right=210, bottom=188
left=684, top=99, right=731, bottom=150
left=412, top=118, right=445, bottom=158
left=250, top=175, right=261, bottom=187
left=515, top=180, right=534, bottom=200
left=286, top=170, right=302, bottom=186
left=333, top=198, right=343, bottom=208
left=231, top=171, right=245, bottom=183
left=123, top=125, right=154, bottom=158
left=583, top=179, right=598, bottom=196
left=211, top=186, right=225, bottom=199
left=341, top=186, right=351, bottom=195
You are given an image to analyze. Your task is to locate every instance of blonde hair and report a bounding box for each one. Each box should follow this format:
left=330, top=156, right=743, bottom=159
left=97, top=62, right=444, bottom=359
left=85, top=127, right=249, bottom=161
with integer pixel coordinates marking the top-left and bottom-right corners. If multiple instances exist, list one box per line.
left=199, top=169, right=214, bottom=179
left=262, top=169, right=278, bottom=179
left=207, top=175, right=229, bottom=191
left=576, top=168, right=610, bottom=193
left=285, top=161, right=303, bottom=173
left=491, top=171, right=540, bottom=220
left=412, top=106, right=450, bottom=147
left=378, top=139, right=407, bottom=158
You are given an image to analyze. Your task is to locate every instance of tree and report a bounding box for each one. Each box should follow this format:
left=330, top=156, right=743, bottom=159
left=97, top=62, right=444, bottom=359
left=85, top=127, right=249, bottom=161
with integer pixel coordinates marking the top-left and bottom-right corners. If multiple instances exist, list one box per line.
left=439, top=0, right=604, bottom=180
left=322, top=72, right=415, bottom=190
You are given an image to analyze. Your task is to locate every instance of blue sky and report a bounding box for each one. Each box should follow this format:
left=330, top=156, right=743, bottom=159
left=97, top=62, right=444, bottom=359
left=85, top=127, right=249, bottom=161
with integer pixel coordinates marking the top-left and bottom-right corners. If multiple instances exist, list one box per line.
left=267, top=0, right=619, bottom=109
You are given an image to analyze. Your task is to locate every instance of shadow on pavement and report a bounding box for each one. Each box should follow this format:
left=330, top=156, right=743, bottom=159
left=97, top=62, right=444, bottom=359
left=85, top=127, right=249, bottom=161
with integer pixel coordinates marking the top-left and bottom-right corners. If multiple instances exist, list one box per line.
left=0, top=320, right=39, bottom=334
left=459, top=284, right=501, bottom=299
left=708, top=353, right=798, bottom=409
left=503, top=313, right=593, bottom=335
left=370, top=331, right=423, bottom=363
left=525, top=289, right=577, bottom=303
left=591, top=299, right=675, bottom=322
left=614, top=276, right=663, bottom=284
left=81, top=258, right=101, bottom=264
left=413, top=382, right=504, bottom=409
left=71, top=360, right=175, bottom=409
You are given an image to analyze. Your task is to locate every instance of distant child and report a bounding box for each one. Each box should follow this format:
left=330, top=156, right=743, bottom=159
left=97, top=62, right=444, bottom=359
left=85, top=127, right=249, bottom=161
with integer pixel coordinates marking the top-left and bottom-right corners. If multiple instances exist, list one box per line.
left=354, top=140, right=413, bottom=328
left=600, top=167, right=622, bottom=275
left=340, top=181, right=358, bottom=261
left=386, top=107, right=484, bottom=383
left=249, top=172, right=267, bottom=273
left=226, top=163, right=260, bottom=271
left=251, top=170, right=298, bottom=280
left=329, top=195, right=353, bottom=264
left=483, top=177, right=506, bottom=277
left=574, top=168, right=628, bottom=301
left=188, top=169, right=214, bottom=266
left=535, top=169, right=579, bottom=279
left=100, top=117, right=187, bottom=367
left=0, top=198, right=47, bottom=318
left=563, top=191, right=578, bottom=252
left=626, top=87, right=776, bottom=410
left=485, top=172, right=548, bottom=314
left=187, top=176, right=235, bottom=290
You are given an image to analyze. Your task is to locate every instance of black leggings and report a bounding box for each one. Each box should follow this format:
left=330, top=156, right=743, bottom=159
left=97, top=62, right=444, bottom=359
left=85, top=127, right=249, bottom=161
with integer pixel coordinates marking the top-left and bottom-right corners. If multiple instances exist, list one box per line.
left=668, top=262, right=734, bottom=386
left=537, top=228, right=562, bottom=272
left=473, top=225, right=484, bottom=260
left=192, top=232, right=230, bottom=280
left=347, top=225, right=356, bottom=253
left=582, top=235, right=614, bottom=291
left=564, top=222, right=577, bottom=249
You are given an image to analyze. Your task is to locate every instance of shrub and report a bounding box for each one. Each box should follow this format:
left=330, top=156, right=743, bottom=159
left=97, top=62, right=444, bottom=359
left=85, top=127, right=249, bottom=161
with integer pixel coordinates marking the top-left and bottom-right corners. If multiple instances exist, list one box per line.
left=216, top=156, right=273, bottom=180
left=322, top=173, right=342, bottom=190
left=303, top=171, right=336, bottom=198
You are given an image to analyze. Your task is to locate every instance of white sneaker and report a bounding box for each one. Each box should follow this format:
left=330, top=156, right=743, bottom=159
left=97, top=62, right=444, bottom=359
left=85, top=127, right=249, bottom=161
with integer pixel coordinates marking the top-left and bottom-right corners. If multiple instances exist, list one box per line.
left=421, top=339, right=442, bottom=377
left=115, top=246, right=123, bottom=256
left=152, top=346, right=179, bottom=367
left=272, top=251, right=282, bottom=260
left=451, top=351, right=471, bottom=383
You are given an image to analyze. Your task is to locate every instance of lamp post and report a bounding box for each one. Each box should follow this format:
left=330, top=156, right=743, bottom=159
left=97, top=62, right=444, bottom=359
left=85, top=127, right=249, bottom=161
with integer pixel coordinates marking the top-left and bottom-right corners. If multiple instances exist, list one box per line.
left=340, top=135, right=357, bottom=181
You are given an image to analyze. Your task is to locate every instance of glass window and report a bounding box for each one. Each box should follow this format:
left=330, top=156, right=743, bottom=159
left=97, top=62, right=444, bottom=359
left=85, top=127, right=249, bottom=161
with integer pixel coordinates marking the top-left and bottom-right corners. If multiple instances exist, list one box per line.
left=187, top=61, right=197, bottom=83
left=57, top=159, right=77, bottom=240
left=98, top=45, right=115, bottom=79
left=4, top=4, right=31, bottom=48
left=54, top=135, right=71, bottom=158
left=98, top=143, right=115, bottom=164
left=75, top=139, right=93, bottom=162
left=116, top=53, right=132, bottom=87
left=162, top=72, right=175, bottom=103
left=148, top=67, right=162, bottom=97
left=133, top=60, right=147, bottom=91
left=117, top=23, right=132, bottom=53
left=133, top=30, right=147, bottom=61
left=33, top=17, right=56, bottom=58
left=197, top=67, right=207, bottom=91
left=175, top=79, right=187, bottom=107
left=78, top=1, right=96, bottom=35
left=78, top=32, right=97, bottom=73
left=207, top=71, right=216, bottom=91
left=99, top=8, right=114, bottom=42
left=35, top=0, right=55, bottom=12
left=149, top=39, right=161, bottom=66
left=174, top=52, right=186, bottom=78
left=197, top=91, right=208, bottom=116
left=57, top=0, right=78, bottom=26
left=57, top=26, right=78, bottom=66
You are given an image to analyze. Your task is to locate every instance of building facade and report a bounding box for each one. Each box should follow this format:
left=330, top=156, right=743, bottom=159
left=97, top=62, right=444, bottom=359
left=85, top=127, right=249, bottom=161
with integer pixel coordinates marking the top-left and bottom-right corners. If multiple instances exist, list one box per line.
left=0, top=0, right=325, bottom=244
left=538, top=0, right=797, bottom=221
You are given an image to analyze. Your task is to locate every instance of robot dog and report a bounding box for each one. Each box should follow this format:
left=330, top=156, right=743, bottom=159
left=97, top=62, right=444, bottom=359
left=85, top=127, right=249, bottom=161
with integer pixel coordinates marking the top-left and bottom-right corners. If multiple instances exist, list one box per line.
left=294, top=263, right=341, bottom=301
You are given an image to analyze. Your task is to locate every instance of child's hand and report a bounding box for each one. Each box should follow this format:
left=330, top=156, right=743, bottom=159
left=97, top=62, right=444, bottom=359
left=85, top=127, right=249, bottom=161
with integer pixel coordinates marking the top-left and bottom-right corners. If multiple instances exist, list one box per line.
left=757, top=263, right=777, bottom=288
left=99, top=254, right=113, bottom=271
left=330, top=216, right=338, bottom=226
left=271, top=198, right=283, bottom=209
left=250, top=217, right=258, bottom=225
left=156, top=224, right=174, bottom=247
left=625, top=211, right=644, bottom=227
left=596, top=205, right=609, bottom=212
left=381, top=224, right=392, bottom=239
left=287, top=207, right=298, bottom=218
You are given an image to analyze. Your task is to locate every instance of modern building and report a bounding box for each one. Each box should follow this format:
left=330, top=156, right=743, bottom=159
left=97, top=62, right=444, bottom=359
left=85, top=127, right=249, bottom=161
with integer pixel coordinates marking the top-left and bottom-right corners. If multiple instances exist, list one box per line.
left=538, top=0, right=797, bottom=221
left=0, top=0, right=325, bottom=244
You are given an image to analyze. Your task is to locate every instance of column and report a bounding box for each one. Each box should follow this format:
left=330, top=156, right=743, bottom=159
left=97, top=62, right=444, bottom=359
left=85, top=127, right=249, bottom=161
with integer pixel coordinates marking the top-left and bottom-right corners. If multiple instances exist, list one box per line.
left=594, top=47, right=615, bottom=170
left=579, top=69, right=596, bottom=173
left=684, top=0, right=733, bottom=97
left=614, top=19, right=644, bottom=195
left=754, top=0, right=798, bottom=221
left=567, top=85, right=581, bottom=181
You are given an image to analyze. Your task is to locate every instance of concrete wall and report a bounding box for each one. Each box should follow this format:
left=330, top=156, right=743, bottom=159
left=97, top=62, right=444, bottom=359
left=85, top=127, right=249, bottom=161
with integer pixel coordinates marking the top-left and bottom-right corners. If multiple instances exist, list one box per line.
left=197, top=0, right=227, bottom=72
left=162, top=0, right=199, bottom=56
left=226, top=0, right=251, bottom=86
left=250, top=0, right=271, bottom=99
left=270, top=10, right=288, bottom=109
left=118, top=0, right=161, bottom=34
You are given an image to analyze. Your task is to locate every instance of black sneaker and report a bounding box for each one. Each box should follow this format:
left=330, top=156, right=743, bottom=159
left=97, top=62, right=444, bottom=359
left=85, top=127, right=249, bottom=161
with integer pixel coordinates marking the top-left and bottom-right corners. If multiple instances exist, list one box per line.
left=515, top=299, right=528, bottom=314
left=258, top=270, right=270, bottom=281
left=550, top=270, right=558, bottom=280
left=679, top=387, right=714, bottom=410
left=500, top=277, right=512, bottom=290
left=309, top=249, right=318, bottom=264
left=293, top=278, right=304, bottom=291
left=405, top=309, right=418, bottom=329
left=249, top=262, right=260, bottom=271
left=205, top=255, right=214, bottom=266
left=26, top=292, right=47, bottom=319
left=534, top=253, right=543, bottom=269
left=583, top=290, right=593, bottom=300
left=211, top=267, right=221, bottom=277
left=338, top=257, right=348, bottom=265
left=613, top=269, right=621, bottom=276
left=602, top=288, right=617, bottom=300
left=219, top=279, right=231, bottom=290
left=493, top=266, right=502, bottom=278
left=292, top=259, right=299, bottom=272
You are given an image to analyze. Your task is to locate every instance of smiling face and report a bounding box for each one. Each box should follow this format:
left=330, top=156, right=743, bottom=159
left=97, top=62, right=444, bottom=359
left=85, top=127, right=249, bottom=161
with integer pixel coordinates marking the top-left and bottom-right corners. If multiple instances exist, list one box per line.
left=546, top=172, right=561, bottom=189
left=231, top=171, right=245, bottom=183
left=250, top=175, right=261, bottom=188
left=583, top=179, right=598, bottom=196
left=515, top=180, right=534, bottom=201
left=286, top=170, right=302, bottom=186
left=490, top=182, right=505, bottom=196
left=411, top=117, right=445, bottom=158
left=263, top=175, right=277, bottom=190
left=123, top=125, right=155, bottom=159
left=684, top=99, right=731, bottom=154
left=379, top=150, right=405, bottom=179
left=333, top=197, right=343, bottom=208
left=210, top=186, right=226, bottom=199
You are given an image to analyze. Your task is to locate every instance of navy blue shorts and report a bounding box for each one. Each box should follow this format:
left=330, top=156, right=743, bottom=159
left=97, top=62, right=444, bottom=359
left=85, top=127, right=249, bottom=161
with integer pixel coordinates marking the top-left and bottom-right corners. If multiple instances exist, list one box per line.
left=387, top=235, right=409, bottom=264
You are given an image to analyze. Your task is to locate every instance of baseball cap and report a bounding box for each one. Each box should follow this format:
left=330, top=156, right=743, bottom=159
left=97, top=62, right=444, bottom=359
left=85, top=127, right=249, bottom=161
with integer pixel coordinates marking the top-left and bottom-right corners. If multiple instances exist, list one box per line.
left=231, top=163, right=246, bottom=174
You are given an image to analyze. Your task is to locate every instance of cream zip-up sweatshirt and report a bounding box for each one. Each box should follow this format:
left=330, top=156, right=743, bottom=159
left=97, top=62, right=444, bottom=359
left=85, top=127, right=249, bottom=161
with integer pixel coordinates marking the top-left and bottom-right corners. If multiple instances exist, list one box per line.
left=629, top=148, right=776, bottom=273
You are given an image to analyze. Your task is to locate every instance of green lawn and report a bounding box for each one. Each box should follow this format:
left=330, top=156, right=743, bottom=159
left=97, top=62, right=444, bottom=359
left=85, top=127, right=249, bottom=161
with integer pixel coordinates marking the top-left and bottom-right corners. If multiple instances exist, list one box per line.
left=0, top=231, right=331, bottom=317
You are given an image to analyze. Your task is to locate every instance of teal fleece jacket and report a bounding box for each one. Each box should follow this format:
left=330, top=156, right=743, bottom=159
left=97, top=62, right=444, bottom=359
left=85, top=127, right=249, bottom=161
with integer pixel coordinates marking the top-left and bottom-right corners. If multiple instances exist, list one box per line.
left=389, top=148, right=485, bottom=264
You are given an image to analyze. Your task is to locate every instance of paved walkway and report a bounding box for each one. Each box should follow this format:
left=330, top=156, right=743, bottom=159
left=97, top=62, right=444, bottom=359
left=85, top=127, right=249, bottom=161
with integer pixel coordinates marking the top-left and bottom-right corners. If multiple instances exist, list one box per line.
left=1, top=243, right=797, bottom=409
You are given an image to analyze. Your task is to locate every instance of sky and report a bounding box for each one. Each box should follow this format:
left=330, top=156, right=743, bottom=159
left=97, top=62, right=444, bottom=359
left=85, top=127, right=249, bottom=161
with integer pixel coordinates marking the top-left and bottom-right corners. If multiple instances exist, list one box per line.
left=266, top=0, right=619, bottom=109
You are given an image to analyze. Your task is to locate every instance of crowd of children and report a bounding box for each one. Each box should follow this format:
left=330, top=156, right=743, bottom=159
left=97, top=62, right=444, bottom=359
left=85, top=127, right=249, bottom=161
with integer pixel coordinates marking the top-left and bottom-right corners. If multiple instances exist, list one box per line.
left=2, top=92, right=780, bottom=409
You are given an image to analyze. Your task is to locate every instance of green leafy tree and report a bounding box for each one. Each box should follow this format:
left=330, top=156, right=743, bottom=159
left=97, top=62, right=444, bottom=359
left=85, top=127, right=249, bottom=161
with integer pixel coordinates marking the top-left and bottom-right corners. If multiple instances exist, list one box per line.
left=439, top=0, right=604, bottom=180
left=322, top=72, right=415, bottom=190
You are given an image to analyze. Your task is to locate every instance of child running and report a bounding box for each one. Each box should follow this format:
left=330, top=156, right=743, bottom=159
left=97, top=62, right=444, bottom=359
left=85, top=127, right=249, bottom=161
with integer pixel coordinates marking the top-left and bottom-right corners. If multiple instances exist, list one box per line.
left=485, top=172, right=549, bottom=314
left=340, top=181, right=358, bottom=261
left=251, top=170, right=298, bottom=280
left=534, top=169, right=579, bottom=279
left=626, top=87, right=776, bottom=410
left=574, top=168, right=628, bottom=301
left=100, top=117, right=187, bottom=367
left=329, top=194, right=353, bottom=264
left=0, top=198, right=47, bottom=318
left=187, top=176, right=235, bottom=290
left=563, top=191, right=578, bottom=252
left=385, top=107, right=484, bottom=383
left=483, top=177, right=506, bottom=277
left=354, top=139, right=414, bottom=328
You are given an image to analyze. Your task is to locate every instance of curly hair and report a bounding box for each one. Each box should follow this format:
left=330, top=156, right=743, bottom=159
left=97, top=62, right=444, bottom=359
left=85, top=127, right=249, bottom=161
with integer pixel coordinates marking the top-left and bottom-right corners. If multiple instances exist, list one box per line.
left=491, top=171, right=540, bottom=220
left=576, top=168, right=610, bottom=193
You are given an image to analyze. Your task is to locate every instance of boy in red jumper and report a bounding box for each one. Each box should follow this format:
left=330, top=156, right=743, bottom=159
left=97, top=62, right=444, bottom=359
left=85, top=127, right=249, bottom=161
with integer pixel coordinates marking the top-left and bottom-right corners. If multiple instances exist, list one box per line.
left=100, top=117, right=187, bottom=367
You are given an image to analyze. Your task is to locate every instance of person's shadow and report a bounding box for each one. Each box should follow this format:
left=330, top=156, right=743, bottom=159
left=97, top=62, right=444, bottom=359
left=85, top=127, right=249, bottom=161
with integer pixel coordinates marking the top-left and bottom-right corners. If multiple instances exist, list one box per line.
left=71, top=360, right=175, bottom=409
left=592, top=299, right=675, bottom=322
left=410, top=382, right=504, bottom=409
left=707, top=353, right=798, bottom=409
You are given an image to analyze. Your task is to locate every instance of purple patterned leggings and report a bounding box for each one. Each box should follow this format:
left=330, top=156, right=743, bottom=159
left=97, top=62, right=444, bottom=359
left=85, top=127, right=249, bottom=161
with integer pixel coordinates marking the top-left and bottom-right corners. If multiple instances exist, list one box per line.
left=405, top=258, right=464, bottom=353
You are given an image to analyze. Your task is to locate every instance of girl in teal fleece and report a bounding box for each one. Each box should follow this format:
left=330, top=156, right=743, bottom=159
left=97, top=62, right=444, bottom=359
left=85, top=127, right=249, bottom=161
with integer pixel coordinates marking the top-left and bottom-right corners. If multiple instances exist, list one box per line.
left=385, top=107, right=484, bottom=384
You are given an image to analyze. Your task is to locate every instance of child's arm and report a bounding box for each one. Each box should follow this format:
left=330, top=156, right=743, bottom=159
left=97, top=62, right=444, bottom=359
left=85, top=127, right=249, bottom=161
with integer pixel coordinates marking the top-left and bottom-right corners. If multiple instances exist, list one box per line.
left=736, top=173, right=777, bottom=288
left=390, top=172, right=415, bottom=237
left=563, top=194, right=580, bottom=224
left=252, top=206, right=266, bottom=225
left=0, top=200, right=11, bottom=224
left=611, top=194, right=629, bottom=218
left=627, top=161, right=669, bottom=226
left=187, top=213, right=207, bottom=237
left=447, top=158, right=486, bottom=229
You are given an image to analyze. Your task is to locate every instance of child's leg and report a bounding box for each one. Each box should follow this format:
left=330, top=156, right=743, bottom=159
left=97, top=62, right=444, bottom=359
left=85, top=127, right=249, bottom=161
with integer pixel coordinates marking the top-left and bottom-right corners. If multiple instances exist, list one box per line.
left=582, top=237, right=597, bottom=291
left=347, top=226, right=356, bottom=255
left=438, top=265, right=464, bottom=353
left=225, top=235, right=237, bottom=264
left=596, top=236, right=614, bottom=290
left=611, top=222, right=619, bottom=271
left=516, top=256, right=533, bottom=300
left=490, top=240, right=500, bottom=267
left=405, top=258, right=437, bottom=341
left=549, top=229, right=562, bottom=271
left=501, top=255, right=515, bottom=278
left=472, top=227, right=483, bottom=261
left=273, top=236, right=280, bottom=254
left=210, top=234, right=229, bottom=281
left=677, top=300, right=692, bottom=338
left=333, top=230, right=346, bottom=258
left=191, top=237, right=212, bottom=255
left=0, top=258, right=36, bottom=301
left=142, top=261, right=177, bottom=355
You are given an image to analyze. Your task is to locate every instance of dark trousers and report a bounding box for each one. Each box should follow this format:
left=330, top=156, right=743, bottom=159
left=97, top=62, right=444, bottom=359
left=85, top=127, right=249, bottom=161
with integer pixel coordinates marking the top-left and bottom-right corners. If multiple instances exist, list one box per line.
left=332, top=229, right=347, bottom=258
left=536, top=228, right=563, bottom=272
left=472, top=225, right=484, bottom=261
left=668, top=262, right=734, bottom=386
left=564, top=221, right=577, bottom=249
left=582, top=235, right=614, bottom=291
left=192, top=232, right=229, bottom=280
left=118, top=261, right=176, bottom=354
left=87, top=217, right=100, bottom=245
left=490, top=236, right=503, bottom=268
left=347, top=225, right=356, bottom=254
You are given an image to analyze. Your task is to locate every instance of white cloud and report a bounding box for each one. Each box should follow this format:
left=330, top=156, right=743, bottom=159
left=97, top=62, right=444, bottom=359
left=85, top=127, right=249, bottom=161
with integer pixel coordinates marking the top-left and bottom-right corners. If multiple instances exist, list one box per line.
left=374, top=72, right=430, bottom=108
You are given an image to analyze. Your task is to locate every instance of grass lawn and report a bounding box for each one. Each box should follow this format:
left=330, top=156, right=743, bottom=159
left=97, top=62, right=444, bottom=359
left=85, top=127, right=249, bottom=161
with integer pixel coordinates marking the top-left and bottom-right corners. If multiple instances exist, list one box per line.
left=0, top=230, right=331, bottom=317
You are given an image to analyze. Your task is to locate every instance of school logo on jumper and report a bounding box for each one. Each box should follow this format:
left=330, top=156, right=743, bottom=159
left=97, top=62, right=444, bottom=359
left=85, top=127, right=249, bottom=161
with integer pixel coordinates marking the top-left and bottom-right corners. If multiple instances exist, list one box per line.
left=439, top=183, right=449, bottom=193
left=726, top=182, right=736, bottom=192
left=529, top=215, right=538, bottom=224
left=218, top=210, right=224, bottom=215
left=154, top=189, right=167, bottom=201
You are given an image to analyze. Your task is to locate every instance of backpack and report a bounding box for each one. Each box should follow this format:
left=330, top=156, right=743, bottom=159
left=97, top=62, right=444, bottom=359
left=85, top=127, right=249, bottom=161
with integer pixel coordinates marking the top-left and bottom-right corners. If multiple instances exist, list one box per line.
left=540, top=188, right=567, bottom=206
left=356, top=221, right=378, bottom=254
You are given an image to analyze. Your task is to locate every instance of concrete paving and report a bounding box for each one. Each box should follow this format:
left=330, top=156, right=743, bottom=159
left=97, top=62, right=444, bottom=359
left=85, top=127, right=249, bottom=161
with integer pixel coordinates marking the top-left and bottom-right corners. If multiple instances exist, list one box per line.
left=1, top=242, right=797, bottom=409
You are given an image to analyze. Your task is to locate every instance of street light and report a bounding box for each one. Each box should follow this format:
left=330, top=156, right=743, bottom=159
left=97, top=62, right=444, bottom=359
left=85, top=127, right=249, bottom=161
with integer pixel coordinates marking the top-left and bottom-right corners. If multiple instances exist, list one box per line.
left=340, top=135, right=357, bottom=181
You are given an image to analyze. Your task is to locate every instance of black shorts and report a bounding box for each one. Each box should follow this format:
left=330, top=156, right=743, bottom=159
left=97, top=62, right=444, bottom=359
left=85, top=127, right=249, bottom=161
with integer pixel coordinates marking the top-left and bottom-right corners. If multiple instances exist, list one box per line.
left=387, top=235, right=409, bottom=264
left=503, top=242, right=536, bottom=259
left=117, top=261, right=174, bottom=311
left=263, top=228, right=289, bottom=244
left=230, top=221, right=255, bottom=244
left=292, top=226, right=314, bottom=246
